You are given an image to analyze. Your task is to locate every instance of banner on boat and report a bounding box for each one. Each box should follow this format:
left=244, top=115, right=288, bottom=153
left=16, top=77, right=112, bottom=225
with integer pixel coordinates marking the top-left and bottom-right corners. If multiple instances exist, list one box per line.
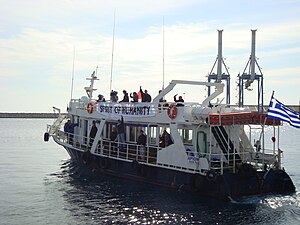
left=96, top=103, right=156, bottom=117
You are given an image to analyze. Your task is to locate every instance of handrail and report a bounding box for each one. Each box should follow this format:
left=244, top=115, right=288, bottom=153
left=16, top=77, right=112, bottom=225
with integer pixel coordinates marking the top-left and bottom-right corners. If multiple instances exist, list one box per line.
left=56, top=129, right=279, bottom=174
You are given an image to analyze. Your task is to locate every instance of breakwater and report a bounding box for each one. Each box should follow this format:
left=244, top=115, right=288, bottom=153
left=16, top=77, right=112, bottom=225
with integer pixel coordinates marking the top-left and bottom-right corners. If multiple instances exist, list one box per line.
left=0, top=113, right=66, bottom=118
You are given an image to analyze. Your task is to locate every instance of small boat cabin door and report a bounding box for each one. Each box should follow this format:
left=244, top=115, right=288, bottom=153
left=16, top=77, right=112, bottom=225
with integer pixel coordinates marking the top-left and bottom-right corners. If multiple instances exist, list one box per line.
left=196, top=130, right=208, bottom=156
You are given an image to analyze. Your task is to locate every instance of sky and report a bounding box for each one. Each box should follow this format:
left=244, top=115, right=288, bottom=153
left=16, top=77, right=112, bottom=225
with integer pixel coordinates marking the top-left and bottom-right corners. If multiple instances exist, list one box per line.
left=1, top=0, right=300, bottom=112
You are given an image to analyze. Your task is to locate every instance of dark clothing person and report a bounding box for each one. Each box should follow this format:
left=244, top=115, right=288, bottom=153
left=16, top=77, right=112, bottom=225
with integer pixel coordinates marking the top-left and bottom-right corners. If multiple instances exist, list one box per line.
left=144, top=90, right=152, bottom=102
left=130, top=92, right=138, bottom=102
left=110, top=90, right=118, bottom=102
left=137, top=130, right=147, bottom=146
left=97, top=94, right=106, bottom=102
left=174, top=94, right=184, bottom=107
left=137, top=130, right=147, bottom=160
left=139, top=86, right=145, bottom=102
left=160, top=129, right=173, bottom=147
left=89, top=121, right=98, bottom=147
left=119, top=90, right=129, bottom=102
left=64, top=120, right=79, bottom=145
left=117, top=116, right=125, bottom=149
left=158, top=90, right=166, bottom=102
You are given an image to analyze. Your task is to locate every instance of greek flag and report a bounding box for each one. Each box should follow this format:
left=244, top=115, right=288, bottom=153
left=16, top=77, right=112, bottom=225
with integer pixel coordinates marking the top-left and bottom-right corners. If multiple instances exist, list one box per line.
left=267, top=96, right=300, bottom=128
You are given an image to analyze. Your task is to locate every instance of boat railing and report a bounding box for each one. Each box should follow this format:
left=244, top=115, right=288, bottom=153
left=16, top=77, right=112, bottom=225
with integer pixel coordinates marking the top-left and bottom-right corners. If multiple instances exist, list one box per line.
left=55, top=131, right=207, bottom=172
left=56, top=130, right=280, bottom=174
left=207, top=147, right=278, bottom=174
left=94, top=139, right=159, bottom=164
left=52, top=130, right=90, bottom=152
left=55, top=130, right=159, bottom=163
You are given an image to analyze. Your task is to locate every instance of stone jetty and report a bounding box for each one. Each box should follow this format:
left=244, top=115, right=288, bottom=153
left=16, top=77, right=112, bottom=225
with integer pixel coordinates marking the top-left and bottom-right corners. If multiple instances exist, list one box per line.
left=0, top=113, right=66, bottom=118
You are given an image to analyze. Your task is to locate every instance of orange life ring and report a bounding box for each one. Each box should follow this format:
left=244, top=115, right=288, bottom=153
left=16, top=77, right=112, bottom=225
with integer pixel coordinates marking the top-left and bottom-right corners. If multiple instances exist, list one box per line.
left=86, top=102, right=94, bottom=114
left=167, top=104, right=177, bottom=119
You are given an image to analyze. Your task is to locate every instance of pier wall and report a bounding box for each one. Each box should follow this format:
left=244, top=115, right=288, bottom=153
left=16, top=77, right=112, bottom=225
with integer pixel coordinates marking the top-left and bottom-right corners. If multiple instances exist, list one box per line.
left=0, top=113, right=66, bottom=118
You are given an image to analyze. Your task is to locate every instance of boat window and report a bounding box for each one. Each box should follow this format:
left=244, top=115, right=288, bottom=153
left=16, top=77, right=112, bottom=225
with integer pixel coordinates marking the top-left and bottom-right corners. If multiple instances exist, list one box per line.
left=104, top=123, right=118, bottom=140
left=129, top=126, right=137, bottom=142
left=83, top=119, right=88, bottom=145
left=149, top=126, right=157, bottom=145
left=159, top=127, right=170, bottom=134
left=104, top=123, right=110, bottom=139
left=178, top=128, right=193, bottom=146
left=159, top=126, right=173, bottom=147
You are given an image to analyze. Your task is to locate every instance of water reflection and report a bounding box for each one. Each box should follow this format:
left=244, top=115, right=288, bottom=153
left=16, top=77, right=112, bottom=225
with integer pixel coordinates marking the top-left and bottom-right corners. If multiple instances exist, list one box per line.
left=45, top=160, right=300, bottom=225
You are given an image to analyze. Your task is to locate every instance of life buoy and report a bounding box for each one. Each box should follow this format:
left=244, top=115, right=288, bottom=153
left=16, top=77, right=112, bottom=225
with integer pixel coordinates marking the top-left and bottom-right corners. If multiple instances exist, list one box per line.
left=86, top=102, right=94, bottom=114
left=167, top=104, right=177, bottom=119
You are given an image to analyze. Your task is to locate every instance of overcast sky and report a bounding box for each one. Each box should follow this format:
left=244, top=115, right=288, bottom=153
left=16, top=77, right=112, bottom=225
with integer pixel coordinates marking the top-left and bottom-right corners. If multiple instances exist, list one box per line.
left=1, top=0, right=300, bottom=112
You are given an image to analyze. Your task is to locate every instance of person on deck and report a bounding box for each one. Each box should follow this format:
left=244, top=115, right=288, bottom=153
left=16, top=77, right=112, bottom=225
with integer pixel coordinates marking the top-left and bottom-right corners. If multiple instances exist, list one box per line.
left=174, top=94, right=184, bottom=107
left=117, top=116, right=125, bottom=150
left=137, top=130, right=147, bottom=160
left=139, top=86, right=151, bottom=102
left=159, top=129, right=173, bottom=147
left=119, top=90, right=129, bottom=103
left=89, top=121, right=98, bottom=148
left=158, top=90, right=167, bottom=103
left=144, top=90, right=152, bottom=102
left=110, top=90, right=118, bottom=102
left=97, top=94, right=106, bottom=102
left=64, top=120, right=79, bottom=145
left=130, top=92, right=138, bottom=102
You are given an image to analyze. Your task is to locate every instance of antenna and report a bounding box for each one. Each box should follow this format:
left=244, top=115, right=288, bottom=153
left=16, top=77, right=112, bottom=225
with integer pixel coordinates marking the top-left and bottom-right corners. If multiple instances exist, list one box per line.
left=109, top=9, right=116, bottom=94
left=162, top=17, right=165, bottom=90
left=70, top=46, right=75, bottom=100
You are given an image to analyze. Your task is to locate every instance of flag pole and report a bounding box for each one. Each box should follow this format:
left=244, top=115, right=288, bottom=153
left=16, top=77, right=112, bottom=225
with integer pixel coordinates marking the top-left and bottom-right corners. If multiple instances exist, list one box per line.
left=271, top=90, right=274, bottom=99
left=298, top=100, right=300, bottom=119
left=261, top=90, right=275, bottom=166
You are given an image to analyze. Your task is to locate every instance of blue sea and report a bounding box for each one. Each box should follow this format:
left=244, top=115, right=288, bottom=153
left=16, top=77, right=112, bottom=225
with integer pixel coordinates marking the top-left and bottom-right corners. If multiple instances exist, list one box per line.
left=0, top=118, right=300, bottom=225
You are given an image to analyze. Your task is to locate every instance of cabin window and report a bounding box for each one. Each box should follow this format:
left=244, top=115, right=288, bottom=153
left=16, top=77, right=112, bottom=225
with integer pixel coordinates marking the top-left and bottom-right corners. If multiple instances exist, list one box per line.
left=105, top=123, right=118, bottom=140
left=129, top=126, right=137, bottom=143
left=177, top=128, right=193, bottom=145
left=149, top=126, right=158, bottom=145
left=104, top=123, right=110, bottom=139
left=159, top=126, right=173, bottom=147
left=83, top=119, right=88, bottom=144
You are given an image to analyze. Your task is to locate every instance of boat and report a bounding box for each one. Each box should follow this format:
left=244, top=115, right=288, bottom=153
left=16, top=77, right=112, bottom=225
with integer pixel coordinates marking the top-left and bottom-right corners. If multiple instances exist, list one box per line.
left=44, top=70, right=296, bottom=201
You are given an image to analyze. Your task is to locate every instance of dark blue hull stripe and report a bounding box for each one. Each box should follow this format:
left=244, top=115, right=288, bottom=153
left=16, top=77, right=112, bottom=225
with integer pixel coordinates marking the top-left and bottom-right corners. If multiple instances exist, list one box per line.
left=65, top=147, right=295, bottom=200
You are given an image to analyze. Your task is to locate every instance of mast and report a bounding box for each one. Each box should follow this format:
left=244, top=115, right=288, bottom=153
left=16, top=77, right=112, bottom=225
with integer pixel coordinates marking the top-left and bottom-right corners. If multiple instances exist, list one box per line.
left=70, top=46, right=75, bottom=100
left=84, top=70, right=99, bottom=100
left=162, top=17, right=165, bottom=90
left=109, top=9, right=116, bottom=94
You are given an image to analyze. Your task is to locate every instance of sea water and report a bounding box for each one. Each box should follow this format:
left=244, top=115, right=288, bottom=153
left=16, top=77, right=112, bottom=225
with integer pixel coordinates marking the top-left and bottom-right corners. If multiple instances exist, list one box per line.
left=0, top=118, right=300, bottom=225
